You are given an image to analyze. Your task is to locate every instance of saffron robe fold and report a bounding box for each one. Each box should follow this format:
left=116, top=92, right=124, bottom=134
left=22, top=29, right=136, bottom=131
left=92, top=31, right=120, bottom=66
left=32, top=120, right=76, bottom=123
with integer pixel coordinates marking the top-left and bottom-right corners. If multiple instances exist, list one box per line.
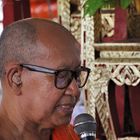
left=53, top=125, right=80, bottom=140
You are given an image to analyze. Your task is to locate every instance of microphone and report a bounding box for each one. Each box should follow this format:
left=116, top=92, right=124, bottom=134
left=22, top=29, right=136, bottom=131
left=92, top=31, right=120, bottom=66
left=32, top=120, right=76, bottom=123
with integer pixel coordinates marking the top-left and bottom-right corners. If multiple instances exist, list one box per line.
left=74, top=113, right=96, bottom=140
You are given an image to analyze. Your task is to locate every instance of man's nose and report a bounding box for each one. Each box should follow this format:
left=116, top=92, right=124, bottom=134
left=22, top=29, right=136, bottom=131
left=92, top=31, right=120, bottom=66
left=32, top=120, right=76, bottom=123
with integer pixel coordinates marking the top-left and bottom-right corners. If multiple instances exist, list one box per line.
left=65, top=78, right=80, bottom=97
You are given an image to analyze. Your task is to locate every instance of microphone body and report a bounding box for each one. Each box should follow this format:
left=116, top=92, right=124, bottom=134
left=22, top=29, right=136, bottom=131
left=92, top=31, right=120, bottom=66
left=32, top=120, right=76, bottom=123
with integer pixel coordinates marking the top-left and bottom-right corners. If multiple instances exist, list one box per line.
left=74, top=113, right=96, bottom=140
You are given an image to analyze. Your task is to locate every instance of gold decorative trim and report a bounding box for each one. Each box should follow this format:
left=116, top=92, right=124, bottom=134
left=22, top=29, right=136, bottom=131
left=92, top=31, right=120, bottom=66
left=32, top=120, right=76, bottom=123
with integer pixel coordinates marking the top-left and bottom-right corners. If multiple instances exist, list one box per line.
left=57, top=0, right=70, bottom=30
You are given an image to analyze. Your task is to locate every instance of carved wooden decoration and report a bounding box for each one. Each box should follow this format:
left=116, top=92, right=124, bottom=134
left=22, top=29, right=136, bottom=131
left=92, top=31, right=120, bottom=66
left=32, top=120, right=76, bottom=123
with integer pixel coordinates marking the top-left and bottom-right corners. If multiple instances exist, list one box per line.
left=57, top=0, right=70, bottom=30
left=58, top=0, right=140, bottom=139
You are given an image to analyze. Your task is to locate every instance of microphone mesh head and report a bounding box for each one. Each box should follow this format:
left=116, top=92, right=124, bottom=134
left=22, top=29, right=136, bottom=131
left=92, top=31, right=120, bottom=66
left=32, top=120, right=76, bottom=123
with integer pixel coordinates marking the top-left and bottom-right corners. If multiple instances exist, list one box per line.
left=73, top=113, right=96, bottom=135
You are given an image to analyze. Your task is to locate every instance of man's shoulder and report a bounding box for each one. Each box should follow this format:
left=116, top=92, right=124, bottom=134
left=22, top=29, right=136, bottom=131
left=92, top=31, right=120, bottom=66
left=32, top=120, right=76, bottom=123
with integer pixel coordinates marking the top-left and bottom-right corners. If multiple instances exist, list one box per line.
left=0, top=122, right=5, bottom=140
left=0, top=123, right=6, bottom=140
left=53, top=124, right=80, bottom=140
left=0, top=117, right=11, bottom=140
left=0, top=135, right=4, bottom=140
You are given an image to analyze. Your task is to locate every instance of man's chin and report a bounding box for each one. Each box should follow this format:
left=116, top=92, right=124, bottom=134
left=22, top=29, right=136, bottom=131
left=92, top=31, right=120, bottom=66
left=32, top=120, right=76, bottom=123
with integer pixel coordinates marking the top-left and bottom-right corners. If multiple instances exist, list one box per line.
left=40, top=112, right=72, bottom=129
left=54, top=115, right=72, bottom=127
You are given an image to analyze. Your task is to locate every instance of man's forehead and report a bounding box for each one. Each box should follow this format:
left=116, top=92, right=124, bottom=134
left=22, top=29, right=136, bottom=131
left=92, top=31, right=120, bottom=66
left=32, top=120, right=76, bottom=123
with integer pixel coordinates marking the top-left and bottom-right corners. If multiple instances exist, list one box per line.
left=55, top=56, right=81, bottom=68
left=32, top=45, right=80, bottom=70
left=27, top=18, right=81, bottom=67
left=35, top=31, right=80, bottom=58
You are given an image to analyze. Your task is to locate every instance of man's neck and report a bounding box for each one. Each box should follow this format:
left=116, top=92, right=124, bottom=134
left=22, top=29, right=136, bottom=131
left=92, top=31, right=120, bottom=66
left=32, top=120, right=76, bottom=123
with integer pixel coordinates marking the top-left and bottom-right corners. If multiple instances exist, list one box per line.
left=0, top=104, right=52, bottom=140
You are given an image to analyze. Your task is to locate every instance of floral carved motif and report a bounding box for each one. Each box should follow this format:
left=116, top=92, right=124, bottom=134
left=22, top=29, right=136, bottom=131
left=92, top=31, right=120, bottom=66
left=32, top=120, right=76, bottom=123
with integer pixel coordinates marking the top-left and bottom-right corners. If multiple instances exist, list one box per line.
left=111, top=65, right=140, bottom=86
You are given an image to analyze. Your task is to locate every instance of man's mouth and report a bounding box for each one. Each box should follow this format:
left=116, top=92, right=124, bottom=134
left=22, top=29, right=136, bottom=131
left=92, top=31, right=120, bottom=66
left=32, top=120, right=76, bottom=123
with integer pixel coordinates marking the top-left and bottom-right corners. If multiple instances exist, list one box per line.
left=56, top=104, right=75, bottom=114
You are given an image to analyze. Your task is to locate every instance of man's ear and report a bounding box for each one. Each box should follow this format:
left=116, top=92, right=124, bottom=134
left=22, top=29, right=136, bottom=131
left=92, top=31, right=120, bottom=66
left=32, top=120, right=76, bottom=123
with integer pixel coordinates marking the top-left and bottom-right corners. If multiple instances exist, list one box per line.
left=6, top=66, right=22, bottom=95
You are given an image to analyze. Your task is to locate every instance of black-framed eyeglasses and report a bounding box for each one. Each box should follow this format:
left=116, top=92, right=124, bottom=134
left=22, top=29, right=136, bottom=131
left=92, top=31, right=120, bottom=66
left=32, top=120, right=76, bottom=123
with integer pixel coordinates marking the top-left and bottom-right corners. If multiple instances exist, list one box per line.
left=20, top=64, right=91, bottom=89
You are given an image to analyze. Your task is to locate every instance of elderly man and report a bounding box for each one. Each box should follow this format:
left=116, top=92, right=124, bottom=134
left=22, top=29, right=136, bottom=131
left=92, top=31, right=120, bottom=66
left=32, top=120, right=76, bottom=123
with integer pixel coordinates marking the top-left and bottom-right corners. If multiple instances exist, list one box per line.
left=0, top=18, right=90, bottom=140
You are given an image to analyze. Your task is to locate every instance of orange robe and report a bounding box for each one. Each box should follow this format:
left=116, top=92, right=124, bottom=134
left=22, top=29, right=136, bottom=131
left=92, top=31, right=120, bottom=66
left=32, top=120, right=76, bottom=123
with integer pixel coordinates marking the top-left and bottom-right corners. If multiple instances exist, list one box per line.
left=53, top=125, right=80, bottom=140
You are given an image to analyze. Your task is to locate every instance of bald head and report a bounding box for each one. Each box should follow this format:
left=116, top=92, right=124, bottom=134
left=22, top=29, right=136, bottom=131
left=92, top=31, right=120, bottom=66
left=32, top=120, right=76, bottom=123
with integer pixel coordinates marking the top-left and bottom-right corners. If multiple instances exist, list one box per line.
left=0, top=18, right=79, bottom=78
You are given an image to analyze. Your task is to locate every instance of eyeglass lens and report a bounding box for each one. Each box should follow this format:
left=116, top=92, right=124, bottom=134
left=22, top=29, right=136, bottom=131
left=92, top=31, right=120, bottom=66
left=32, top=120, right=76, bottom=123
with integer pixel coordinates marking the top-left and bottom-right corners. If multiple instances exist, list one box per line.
left=56, top=71, right=73, bottom=89
left=55, top=69, right=89, bottom=89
